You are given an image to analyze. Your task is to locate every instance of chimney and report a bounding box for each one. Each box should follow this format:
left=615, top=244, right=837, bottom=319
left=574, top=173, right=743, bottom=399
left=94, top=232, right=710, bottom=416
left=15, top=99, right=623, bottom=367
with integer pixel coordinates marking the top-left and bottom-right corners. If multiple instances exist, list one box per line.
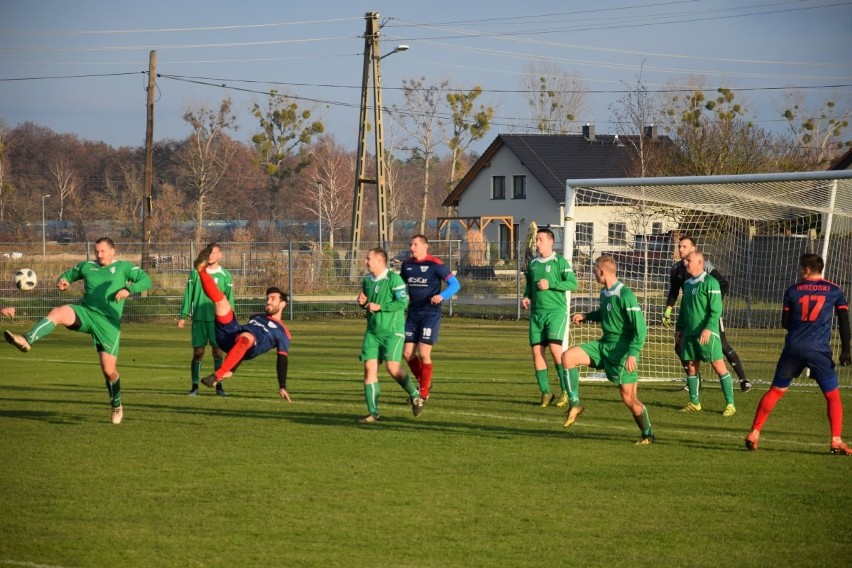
left=643, top=124, right=657, bottom=140
left=582, top=123, right=595, bottom=142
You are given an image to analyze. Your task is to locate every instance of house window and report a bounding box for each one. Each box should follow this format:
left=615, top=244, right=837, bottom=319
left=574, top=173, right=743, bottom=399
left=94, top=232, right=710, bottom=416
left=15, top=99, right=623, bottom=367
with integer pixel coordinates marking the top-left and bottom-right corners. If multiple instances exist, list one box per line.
left=492, top=176, right=506, bottom=200
left=512, top=175, right=526, bottom=199
left=608, top=222, right=627, bottom=246
left=652, top=222, right=663, bottom=234
left=576, top=222, right=594, bottom=246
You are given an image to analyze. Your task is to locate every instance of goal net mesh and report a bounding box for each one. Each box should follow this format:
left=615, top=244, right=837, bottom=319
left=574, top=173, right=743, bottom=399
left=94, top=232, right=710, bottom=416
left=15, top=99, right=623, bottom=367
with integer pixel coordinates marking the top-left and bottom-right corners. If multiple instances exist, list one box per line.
left=564, top=173, right=852, bottom=388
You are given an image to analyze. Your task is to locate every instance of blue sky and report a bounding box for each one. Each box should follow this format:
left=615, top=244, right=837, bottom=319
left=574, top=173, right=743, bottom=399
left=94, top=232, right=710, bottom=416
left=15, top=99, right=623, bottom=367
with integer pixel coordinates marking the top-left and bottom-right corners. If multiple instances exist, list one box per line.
left=1, top=0, right=850, bottom=154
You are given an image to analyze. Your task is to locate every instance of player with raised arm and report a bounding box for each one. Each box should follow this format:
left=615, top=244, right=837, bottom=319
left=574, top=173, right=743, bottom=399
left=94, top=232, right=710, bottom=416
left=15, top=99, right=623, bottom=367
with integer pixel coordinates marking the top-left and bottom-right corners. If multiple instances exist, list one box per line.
left=356, top=248, right=424, bottom=424
left=178, top=243, right=233, bottom=396
left=561, top=256, right=654, bottom=444
left=663, top=235, right=751, bottom=392
left=676, top=251, right=737, bottom=416
left=192, top=245, right=292, bottom=401
left=746, top=254, right=852, bottom=454
left=521, top=227, right=580, bottom=408
left=401, top=234, right=461, bottom=401
left=3, top=237, right=152, bottom=424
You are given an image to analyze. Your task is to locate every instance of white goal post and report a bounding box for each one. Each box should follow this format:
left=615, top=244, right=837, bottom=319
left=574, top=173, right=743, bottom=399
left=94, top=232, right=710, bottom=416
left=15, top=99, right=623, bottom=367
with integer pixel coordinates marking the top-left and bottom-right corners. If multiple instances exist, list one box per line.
left=561, top=171, right=852, bottom=387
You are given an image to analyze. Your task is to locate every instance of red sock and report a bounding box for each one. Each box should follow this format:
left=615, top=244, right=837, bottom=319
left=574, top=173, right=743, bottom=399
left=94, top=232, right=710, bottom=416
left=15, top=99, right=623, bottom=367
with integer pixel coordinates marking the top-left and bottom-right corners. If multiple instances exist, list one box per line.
left=825, top=388, right=843, bottom=438
left=198, top=269, right=225, bottom=303
left=751, top=386, right=785, bottom=431
left=420, top=363, right=433, bottom=398
left=407, top=356, right=422, bottom=381
left=216, top=335, right=252, bottom=379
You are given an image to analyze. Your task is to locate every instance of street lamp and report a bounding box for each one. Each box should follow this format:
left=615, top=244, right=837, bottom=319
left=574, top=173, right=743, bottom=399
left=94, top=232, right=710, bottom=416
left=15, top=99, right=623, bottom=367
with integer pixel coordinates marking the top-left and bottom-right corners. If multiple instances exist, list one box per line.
left=378, top=44, right=409, bottom=60
left=314, top=180, right=323, bottom=251
left=42, top=194, right=51, bottom=256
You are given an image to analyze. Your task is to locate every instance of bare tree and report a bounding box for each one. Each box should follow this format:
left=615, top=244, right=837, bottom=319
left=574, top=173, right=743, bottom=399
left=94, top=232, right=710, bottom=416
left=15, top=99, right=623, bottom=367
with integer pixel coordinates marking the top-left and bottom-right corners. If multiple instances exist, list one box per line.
left=48, top=157, right=80, bottom=222
left=520, top=59, right=588, bottom=134
left=394, top=77, right=448, bottom=234
left=0, top=124, right=11, bottom=222
left=781, top=92, right=852, bottom=169
left=180, top=98, right=239, bottom=247
left=306, top=135, right=353, bottom=248
left=445, top=86, right=494, bottom=189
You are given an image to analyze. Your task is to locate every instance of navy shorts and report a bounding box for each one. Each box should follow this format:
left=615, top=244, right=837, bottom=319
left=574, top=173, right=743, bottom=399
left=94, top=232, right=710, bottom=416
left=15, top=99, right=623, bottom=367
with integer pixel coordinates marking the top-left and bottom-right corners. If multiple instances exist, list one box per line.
left=215, top=313, right=259, bottom=360
left=772, top=344, right=838, bottom=392
left=405, top=310, right=442, bottom=345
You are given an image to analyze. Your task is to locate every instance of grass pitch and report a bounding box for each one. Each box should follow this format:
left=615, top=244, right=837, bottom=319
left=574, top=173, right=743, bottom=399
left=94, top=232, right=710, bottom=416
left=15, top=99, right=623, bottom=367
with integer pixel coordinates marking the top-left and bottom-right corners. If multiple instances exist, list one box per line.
left=1, top=319, right=851, bottom=567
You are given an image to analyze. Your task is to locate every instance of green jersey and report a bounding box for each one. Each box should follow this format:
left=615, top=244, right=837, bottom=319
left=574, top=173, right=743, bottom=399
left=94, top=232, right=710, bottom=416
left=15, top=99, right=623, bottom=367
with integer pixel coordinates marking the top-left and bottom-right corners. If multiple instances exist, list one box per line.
left=179, top=265, right=234, bottom=321
left=59, top=259, right=152, bottom=325
left=584, top=281, right=647, bottom=358
left=524, top=253, right=578, bottom=313
left=676, top=271, right=722, bottom=336
left=362, top=269, right=408, bottom=335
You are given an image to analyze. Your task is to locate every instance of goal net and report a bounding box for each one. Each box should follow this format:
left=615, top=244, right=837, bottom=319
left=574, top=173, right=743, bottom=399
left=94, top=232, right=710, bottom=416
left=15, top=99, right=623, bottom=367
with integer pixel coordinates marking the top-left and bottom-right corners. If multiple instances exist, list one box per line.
left=561, top=171, right=852, bottom=388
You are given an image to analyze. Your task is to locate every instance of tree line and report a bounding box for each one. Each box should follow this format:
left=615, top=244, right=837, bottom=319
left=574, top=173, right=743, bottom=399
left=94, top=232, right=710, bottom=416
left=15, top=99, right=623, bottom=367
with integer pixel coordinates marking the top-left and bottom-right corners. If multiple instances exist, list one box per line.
left=0, top=63, right=848, bottom=245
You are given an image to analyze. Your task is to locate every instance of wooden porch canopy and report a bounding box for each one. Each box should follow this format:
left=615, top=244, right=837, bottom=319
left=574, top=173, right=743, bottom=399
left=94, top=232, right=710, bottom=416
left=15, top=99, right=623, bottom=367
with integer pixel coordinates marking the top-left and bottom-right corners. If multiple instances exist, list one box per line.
left=436, top=215, right=515, bottom=259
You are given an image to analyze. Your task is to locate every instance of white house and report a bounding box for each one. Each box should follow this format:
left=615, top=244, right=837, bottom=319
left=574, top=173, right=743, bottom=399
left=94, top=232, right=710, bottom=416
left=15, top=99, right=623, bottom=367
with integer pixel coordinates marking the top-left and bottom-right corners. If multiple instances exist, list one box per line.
left=441, top=127, right=675, bottom=260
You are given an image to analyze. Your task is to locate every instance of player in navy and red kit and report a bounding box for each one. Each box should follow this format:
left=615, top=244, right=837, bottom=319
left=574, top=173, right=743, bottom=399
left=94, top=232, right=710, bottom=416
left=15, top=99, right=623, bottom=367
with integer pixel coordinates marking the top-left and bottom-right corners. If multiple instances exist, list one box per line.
left=746, top=253, right=851, bottom=454
left=401, top=235, right=461, bottom=400
left=191, top=245, right=293, bottom=401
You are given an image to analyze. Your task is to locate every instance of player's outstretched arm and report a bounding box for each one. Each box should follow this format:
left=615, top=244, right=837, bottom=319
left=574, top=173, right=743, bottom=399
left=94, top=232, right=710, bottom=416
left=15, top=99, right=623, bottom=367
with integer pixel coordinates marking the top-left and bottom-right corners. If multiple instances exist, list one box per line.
left=276, top=354, right=292, bottom=401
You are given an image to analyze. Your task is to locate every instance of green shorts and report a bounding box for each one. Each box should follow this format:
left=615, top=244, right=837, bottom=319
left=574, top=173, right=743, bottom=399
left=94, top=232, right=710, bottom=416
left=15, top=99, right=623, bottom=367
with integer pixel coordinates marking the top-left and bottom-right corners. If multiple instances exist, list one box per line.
left=528, top=310, right=568, bottom=346
left=680, top=332, right=724, bottom=363
left=191, top=319, right=220, bottom=349
left=71, top=305, right=121, bottom=356
left=360, top=330, right=405, bottom=363
left=579, top=339, right=638, bottom=385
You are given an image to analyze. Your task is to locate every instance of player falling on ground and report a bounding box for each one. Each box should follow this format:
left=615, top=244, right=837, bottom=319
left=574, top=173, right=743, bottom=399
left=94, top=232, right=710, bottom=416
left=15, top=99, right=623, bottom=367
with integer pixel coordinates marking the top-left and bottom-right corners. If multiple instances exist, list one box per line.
left=676, top=251, right=737, bottom=417
left=663, top=235, right=751, bottom=392
left=179, top=242, right=233, bottom=396
left=3, top=237, right=152, bottom=424
left=356, top=248, right=424, bottom=424
left=561, top=255, right=654, bottom=444
left=746, top=253, right=852, bottom=454
left=521, top=227, right=580, bottom=408
left=401, top=234, right=461, bottom=400
left=192, top=245, right=292, bottom=401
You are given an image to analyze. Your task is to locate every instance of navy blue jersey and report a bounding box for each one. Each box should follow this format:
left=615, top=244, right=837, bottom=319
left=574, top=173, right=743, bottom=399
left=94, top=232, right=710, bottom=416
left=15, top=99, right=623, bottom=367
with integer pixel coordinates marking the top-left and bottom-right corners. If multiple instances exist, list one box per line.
left=402, top=254, right=453, bottom=313
left=782, top=277, right=849, bottom=349
left=241, top=313, right=291, bottom=360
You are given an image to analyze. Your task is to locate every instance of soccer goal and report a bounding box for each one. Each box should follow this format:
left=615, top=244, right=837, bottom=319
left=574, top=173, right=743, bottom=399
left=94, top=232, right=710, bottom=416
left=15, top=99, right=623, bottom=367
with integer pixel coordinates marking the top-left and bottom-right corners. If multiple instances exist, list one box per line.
left=561, top=171, right=852, bottom=388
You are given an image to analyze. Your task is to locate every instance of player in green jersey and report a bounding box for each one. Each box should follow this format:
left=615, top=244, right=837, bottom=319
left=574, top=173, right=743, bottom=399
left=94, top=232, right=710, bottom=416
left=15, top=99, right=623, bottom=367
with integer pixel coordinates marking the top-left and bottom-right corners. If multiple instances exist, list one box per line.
left=561, top=256, right=654, bottom=444
left=676, top=251, right=736, bottom=416
left=4, top=237, right=152, bottom=424
left=521, top=227, right=580, bottom=408
left=356, top=248, right=424, bottom=424
left=178, top=243, right=233, bottom=396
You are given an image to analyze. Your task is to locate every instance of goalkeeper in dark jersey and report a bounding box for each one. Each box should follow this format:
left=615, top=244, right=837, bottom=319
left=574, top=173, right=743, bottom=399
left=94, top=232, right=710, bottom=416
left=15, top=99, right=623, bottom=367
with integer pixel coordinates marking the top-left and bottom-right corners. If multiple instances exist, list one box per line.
left=4, top=237, right=152, bottom=425
left=663, top=235, right=751, bottom=392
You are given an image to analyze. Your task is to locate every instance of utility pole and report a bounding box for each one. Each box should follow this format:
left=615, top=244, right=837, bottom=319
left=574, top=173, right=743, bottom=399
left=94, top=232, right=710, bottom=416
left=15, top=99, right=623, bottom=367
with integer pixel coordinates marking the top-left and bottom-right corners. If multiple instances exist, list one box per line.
left=142, top=50, right=156, bottom=268
left=349, top=12, right=407, bottom=276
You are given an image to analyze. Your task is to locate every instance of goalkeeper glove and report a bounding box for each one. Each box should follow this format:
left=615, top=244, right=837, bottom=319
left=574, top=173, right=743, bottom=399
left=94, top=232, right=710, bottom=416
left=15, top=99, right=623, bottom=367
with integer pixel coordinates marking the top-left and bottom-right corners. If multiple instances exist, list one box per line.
left=662, top=307, right=673, bottom=328
left=841, top=350, right=851, bottom=367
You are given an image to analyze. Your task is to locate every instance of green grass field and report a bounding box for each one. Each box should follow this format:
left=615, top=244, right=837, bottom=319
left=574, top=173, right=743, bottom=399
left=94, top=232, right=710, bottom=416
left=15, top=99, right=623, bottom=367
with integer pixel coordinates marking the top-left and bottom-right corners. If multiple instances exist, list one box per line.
left=1, top=319, right=851, bottom=567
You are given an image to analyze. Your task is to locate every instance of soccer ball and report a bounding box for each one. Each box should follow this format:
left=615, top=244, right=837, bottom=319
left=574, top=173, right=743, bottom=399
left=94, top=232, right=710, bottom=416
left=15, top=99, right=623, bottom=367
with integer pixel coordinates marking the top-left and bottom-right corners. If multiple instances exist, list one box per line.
left=14, top=268, right=38, bottom=291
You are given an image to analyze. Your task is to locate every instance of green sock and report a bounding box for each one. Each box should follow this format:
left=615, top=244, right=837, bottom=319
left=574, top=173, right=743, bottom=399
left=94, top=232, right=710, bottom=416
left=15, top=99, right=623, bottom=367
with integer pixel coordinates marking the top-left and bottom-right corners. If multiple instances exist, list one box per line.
left=556, top=364, right=567, bottom=392
left=25, top=318, right=56, bottom=345
left=364, top=382, right=380, bottom=415
left=191, top=360, right=201, bottom=386
left=213, top=357, right=223, bottom=371
left=535, top=369, right=550, bottom=394
left=719, top=372, right=735, bottom=405
left=687, top=375, right=700, bottom=404
left=567, top=367, right=581, bottom=405
left=633, top=405, right=653, bottom=437
left=105, top=377, right=121, bottom=408
left=397, top=373, right=420, bottom=399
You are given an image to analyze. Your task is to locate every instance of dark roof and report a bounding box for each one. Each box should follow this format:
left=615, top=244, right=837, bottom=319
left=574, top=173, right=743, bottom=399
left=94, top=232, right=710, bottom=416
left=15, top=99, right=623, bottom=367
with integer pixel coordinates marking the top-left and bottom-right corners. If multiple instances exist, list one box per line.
left=828, top=147, right=852, bottom=170
left=443, top=133, right=671, bottom=207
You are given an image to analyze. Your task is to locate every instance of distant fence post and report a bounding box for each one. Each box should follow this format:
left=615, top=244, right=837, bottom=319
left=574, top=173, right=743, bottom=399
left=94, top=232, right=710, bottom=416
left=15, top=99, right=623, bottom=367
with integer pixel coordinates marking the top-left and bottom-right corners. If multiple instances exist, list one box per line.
left=287, top=241, right=294, bottom=321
